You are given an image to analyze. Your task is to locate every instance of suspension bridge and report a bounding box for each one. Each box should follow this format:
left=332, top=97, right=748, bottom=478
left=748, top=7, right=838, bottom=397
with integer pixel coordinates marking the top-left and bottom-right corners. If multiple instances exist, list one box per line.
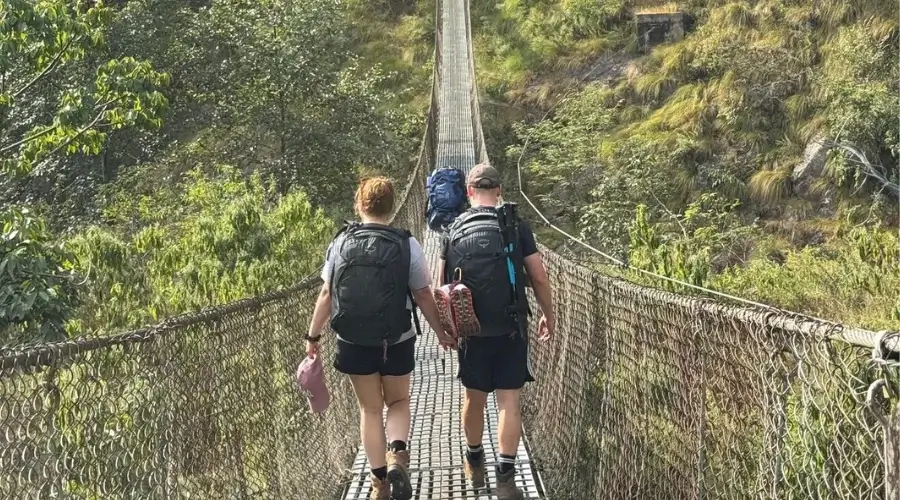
left=2, top=1, right=899, bottom=499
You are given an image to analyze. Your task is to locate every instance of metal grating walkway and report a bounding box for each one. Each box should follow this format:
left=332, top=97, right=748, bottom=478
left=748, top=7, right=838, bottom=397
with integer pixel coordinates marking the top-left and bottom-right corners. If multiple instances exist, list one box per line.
left=342, top=1, right=543, bottom=498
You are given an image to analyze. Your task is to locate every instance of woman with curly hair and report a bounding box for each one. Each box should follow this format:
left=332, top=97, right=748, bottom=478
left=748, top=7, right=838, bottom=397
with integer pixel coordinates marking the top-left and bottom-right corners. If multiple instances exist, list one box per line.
left=306, top=176, right=450, bottom=499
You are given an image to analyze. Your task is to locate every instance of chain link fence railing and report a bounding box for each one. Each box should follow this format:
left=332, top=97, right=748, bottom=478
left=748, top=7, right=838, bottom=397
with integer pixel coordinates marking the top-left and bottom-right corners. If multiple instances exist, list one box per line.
left=518, top=250, right=898, bottom=499
left=458, top=3, right=900, bottom=499
left=3, top=1, right=899, bottom=499
left=0, top=3, right=438, bottom=496
left=0, top=278, right=359, bottom=499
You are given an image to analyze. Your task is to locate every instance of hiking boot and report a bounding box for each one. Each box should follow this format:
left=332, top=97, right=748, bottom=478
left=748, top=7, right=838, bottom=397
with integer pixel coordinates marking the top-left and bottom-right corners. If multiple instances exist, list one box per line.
left=369, top=474, right=389, bottom=500
left=450, top=284, right=480, bottom=338
left=386, top=450, right=412, bottom=500
left=495, top=468, right=524, bottom=500
left=464, top=454, right=486, bottom=489
left=434, top=286, right=458, bottom=342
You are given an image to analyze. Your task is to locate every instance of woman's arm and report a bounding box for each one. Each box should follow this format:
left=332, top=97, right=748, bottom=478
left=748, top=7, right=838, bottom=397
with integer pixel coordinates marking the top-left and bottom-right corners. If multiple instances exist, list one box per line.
left=413, top=286, right=444, bottom=335
left=308, top=282, right=331, bottom=338
left=408, top=237, right=453, bottom=347
left=412, top=286, right=453, bottom=348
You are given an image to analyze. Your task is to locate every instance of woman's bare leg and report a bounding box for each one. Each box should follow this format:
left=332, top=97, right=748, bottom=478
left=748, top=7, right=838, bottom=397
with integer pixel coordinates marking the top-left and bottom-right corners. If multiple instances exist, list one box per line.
left=381, top=374, right=411, bottom=445
left=348, top=374, right=386, bottom=468
left=382, top=373, right=413, bottom=500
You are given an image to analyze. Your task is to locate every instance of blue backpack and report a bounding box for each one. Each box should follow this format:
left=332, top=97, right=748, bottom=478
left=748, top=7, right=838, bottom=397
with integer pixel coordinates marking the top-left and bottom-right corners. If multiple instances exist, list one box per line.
left=426, top=166, right=467, bottom=232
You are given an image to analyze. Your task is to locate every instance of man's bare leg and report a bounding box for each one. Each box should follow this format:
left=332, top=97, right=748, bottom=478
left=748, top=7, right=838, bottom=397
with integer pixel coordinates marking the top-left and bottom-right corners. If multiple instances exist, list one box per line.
left=494, top=389, right=524, bottom=500
left=495, top=389, right=522, bottom=455
left=463, top=389, right=489, bottom=488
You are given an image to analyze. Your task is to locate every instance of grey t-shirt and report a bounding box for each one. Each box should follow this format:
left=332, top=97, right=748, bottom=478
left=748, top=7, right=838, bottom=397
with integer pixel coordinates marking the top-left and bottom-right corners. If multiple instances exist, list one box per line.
left=321, top=235, right=430, bottom=344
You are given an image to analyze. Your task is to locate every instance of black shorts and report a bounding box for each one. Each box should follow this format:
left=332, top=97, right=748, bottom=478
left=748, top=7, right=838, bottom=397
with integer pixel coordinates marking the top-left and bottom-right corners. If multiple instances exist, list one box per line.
left=334, top=336, right=416, bottom=376
left=456, top=334, right=534, bottom=393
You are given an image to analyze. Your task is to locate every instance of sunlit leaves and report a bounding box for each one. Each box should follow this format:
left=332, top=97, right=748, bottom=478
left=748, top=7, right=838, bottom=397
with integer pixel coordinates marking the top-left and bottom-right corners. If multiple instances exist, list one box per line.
left=68, top=166, right=335, bottom=336
left=816, top=24, right=899, bottom=188
left=5, top=56, right=169, bottom=176
left=0, top=205, right=80, bottom=345
left=0, top=0, right=110, bottom=78
left=0, top=0, right=169, bottom=344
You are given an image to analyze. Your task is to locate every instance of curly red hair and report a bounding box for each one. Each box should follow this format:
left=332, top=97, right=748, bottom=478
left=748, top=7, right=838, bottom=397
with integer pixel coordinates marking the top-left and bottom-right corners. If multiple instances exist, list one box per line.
left=354, top=176, right=395, bottom=218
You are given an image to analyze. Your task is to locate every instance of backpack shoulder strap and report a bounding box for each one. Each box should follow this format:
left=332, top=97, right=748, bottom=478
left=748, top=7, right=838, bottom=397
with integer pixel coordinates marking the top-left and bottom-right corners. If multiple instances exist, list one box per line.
left=497, top=203, right=531, bottom=334
left=332, top=220, right=355, bottom=239
left=451, top=207, right=495, bottom=228
left=330, top=220, right=360, bottom=254
left=407, top=289, right=423, bottom=336
left=356, top=223, right=411, bottom=240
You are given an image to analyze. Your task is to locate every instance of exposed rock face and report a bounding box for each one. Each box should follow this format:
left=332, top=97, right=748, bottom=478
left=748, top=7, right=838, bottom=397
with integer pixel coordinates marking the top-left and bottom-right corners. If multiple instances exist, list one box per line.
left=792, top=135, right=831, bottom=198
left=791, top=135, right=838, bottom=217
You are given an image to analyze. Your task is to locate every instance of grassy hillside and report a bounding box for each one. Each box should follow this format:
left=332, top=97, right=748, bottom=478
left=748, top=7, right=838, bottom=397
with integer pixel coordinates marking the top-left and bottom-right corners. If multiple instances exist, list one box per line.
left=470, top=0, right=899, bottom=329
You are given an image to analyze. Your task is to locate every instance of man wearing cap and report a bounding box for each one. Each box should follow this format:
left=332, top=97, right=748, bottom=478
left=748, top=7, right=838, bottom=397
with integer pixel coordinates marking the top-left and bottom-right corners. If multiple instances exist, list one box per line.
left=438, top=163, right=556, bottom=499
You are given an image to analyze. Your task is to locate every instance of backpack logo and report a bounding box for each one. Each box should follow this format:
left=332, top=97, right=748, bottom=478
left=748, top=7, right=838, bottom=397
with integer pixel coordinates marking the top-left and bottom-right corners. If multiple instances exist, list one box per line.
left=477, top=238, right=490, bottom=248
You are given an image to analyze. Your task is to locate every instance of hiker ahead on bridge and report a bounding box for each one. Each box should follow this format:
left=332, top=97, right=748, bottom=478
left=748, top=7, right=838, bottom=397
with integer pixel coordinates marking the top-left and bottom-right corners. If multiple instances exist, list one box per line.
left=305, top=176, right=450, bottom=500
left=438, top=164, right=556, bottom=500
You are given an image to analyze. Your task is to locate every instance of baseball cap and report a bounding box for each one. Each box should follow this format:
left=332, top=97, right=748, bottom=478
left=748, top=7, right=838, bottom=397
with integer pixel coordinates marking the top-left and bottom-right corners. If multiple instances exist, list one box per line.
left=295, top=354, right=330, bottom=414
left=467, top=163, right=502, bottom=189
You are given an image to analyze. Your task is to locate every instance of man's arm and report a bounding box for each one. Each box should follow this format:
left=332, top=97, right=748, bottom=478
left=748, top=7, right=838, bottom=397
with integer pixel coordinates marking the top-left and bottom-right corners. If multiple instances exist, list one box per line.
left=523, top=254, right=553, bottom=321
left=518, top=222, right=554, bottom=322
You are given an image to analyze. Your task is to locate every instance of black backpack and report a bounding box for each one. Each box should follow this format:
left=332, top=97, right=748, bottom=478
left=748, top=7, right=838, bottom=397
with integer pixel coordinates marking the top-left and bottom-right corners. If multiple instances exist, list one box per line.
left=444, top=207, right=528, bottom=337
left=329, top=222, right=420, bottom=346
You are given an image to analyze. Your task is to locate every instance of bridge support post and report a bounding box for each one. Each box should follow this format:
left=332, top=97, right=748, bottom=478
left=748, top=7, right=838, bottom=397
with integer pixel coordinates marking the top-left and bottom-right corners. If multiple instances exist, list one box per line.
left=886, top=398, right=900, bottom=499
left=871, top=332, right=900, bottom=500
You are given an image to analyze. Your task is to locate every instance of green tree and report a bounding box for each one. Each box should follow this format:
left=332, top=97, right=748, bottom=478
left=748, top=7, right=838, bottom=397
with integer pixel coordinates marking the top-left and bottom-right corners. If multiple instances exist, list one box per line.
left=0, top=207, right=79, bottom=344
left=68, top=165, right=335, bottom=335
left=0, top=0, right=168, bottom=344
left=104, top=0, right=417, bottom=217
left=0, top=0, right=169, bottom=175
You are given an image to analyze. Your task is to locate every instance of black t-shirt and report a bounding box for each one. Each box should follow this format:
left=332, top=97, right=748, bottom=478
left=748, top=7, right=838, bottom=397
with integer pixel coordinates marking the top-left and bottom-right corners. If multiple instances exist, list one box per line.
left=439, top=207, right=538, bottom=260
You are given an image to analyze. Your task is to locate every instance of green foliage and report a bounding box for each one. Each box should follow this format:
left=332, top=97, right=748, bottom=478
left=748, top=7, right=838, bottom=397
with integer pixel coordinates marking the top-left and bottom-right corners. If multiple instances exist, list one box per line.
left=0, top=206, right=80, bottom=345
left=66, top=166, right=334, bottom=335
left=471, top=0, right=630, bottom=101
left=100, top=0, right=421, bottom=216
left=624, top=197, right=900, bottom=330
left=817, top=24, right=899, bottom=190
left=0, top=0, right=432, bottom=344
left=711, top=226, right=900, bottom=331
left=499, top=0, right=898, bottom=328
left=0, top=0, right=168, bottom=344
left=0, top=0, right=169, bottom=176
left=628, top=193, right=754, bottom=289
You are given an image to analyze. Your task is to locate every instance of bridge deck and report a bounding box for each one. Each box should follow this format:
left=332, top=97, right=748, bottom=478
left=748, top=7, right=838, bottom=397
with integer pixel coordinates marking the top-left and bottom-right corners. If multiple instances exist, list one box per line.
left=342, top=1, right=543, bottom=498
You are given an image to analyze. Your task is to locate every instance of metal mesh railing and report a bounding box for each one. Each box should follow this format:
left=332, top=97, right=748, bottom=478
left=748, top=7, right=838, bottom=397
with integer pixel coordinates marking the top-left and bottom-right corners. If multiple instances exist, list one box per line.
left=518, top=252, right=897, bottom=499
left=0, top=279, right=359, bottom=499
left=2, top=1, right=899, bottom=499
left=0, top=4, right=437, bottom=498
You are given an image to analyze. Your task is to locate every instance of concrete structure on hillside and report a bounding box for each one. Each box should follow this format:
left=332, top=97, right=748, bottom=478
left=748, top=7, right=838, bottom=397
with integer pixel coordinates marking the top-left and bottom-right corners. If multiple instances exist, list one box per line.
left=635, top=11, right=691, bottom=51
